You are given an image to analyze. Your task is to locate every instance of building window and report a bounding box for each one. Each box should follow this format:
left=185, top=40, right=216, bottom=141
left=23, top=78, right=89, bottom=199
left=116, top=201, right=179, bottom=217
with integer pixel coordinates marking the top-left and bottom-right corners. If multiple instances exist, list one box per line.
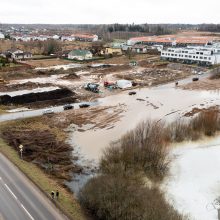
left=193, top=56, right=195, bottom=58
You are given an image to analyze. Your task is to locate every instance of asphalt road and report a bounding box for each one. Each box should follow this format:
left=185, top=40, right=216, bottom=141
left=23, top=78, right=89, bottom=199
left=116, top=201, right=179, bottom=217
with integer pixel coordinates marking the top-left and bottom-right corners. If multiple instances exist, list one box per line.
left=0, top=101, right=97, bottom=123
left=0, top=153, right=67, bottom=220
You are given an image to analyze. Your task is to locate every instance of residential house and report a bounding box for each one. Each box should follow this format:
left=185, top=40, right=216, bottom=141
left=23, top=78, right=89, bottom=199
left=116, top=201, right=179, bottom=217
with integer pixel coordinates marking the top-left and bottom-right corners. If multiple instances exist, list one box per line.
left=52, top=35, right=60, bottom=40
left=101, top=47, right=122, bottom=56
left=0, top=32, right=5, bottom=39
left=1, top=49, right=32, bottom=60
left=131, top=45, right=147, bottom=53
left=61, top=35, right=75, bottom=41
left=68, top=50, right=93, bottom=60
left=74, top=34, right=98, bottom=42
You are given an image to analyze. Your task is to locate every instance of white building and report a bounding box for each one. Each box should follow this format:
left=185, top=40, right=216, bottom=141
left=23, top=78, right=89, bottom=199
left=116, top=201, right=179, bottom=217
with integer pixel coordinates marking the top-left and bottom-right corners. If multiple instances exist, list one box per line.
left=0, top=32, right=5, bottom=39
left=161, top=45, right=220, bottom=65
left=61, top=35, right=75, bottom=41
left=52, top=35, right=60, bottom=40
left=10, top=49, right=32, bottom=60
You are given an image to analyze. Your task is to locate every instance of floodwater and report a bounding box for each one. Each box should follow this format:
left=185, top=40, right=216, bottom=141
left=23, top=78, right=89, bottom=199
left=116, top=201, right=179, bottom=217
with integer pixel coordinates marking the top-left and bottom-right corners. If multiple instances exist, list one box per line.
left=71, top=77, right=220, bottom=161
left=163, top=137, right=220, bottom=220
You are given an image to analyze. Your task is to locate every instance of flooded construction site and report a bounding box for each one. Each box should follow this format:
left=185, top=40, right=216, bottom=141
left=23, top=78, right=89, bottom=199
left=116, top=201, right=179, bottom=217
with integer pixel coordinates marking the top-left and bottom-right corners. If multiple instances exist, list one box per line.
left=1, top=54, right=220, bottom=220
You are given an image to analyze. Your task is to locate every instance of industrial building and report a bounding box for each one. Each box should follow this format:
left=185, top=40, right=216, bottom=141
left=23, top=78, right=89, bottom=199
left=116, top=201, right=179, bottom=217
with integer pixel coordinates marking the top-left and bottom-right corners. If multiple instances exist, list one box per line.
left=161, top=44, right=220, bottom=65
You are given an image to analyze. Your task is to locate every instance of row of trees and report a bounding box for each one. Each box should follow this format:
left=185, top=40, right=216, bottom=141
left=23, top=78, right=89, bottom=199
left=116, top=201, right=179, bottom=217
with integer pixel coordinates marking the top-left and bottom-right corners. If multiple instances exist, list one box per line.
left=198, top=24, right=220, bottom=32
left=106, top=23, right=174, bottom=35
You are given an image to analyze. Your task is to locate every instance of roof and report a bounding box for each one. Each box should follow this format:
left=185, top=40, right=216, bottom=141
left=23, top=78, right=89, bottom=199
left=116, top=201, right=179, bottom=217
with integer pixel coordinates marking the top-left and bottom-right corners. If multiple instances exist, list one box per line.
left=68, top=50, right=92, bottom=56
left=129, top=35, right=214, bottom=45
left=74, top=34, right=97, bottom=39
left=132, top=45, right=147, bottom=49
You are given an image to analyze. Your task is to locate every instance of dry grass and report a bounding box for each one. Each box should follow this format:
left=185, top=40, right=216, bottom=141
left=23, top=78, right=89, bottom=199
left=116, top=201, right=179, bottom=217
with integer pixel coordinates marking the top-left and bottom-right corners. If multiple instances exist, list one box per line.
left=24, top=58, right=73, bottom=68
left=0, top=138, right=86, bottom=220
left=0, top=118, right=79, bottom=181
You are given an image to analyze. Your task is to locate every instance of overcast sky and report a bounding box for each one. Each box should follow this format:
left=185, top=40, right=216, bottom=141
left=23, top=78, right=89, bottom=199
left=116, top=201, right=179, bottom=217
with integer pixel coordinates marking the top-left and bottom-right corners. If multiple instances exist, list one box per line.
left=0, top=0, right=219, bottom=24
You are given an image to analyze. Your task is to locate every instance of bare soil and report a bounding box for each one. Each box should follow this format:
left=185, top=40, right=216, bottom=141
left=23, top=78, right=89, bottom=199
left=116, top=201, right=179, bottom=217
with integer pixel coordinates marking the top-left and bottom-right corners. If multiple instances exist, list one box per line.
left=181, top=78, right=220, bottom=90
left=23, top=58, right=73, bottom=68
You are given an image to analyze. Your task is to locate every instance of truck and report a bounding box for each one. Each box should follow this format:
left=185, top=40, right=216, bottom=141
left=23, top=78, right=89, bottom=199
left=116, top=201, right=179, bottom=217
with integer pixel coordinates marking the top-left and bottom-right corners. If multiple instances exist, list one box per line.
left=84, top=83, right=99, bottom=93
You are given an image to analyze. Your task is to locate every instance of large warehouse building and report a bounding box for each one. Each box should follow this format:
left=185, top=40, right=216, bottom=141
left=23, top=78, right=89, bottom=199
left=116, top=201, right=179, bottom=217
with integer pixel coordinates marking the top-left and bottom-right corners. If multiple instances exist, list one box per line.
left=160, top=44, right=220, bottom=65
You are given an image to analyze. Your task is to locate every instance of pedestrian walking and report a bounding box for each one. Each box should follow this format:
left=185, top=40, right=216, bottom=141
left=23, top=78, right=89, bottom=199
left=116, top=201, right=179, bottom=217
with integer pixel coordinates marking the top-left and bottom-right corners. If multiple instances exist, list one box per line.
left=51, top=191, right=55, bottom=199
left=56, top=190, right=59, bottom=200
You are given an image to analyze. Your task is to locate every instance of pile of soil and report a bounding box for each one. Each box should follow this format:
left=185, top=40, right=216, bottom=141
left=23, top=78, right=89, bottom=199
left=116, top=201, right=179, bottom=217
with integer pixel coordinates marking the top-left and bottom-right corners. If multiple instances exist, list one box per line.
left=35, top=67, right=83, bottom=76
left=91, top=64, right=131, bottom=75
left=0, top=88, right=74, bottom=105
left=0, top=82, right=53, bottom=92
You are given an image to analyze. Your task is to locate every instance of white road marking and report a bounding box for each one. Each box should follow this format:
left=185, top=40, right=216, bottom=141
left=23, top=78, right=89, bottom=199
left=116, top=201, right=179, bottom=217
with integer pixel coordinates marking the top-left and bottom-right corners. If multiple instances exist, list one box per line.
left=4, top=183, right=18, bottom=200
left=3, top=182, right=35, bottom=220
left=21, top=204, right=35, bottom=220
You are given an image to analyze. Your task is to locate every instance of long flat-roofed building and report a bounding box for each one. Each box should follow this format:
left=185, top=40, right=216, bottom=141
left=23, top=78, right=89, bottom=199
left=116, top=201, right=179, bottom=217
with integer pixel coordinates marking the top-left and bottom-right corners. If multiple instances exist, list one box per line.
left=161, top=44, right=220, bottom=65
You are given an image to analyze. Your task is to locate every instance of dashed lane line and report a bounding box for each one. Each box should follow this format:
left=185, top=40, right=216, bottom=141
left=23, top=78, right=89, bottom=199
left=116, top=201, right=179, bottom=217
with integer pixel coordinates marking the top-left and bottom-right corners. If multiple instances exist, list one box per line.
left=4, top=183, right=18, bottom=200
left=2, top=181, right=35, bottom=220
left=21, top=203, right=35, bottom=220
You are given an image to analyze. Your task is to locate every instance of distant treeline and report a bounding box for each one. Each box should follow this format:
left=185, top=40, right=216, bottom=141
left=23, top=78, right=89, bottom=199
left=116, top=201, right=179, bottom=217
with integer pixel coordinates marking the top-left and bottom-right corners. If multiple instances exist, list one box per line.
left=198, top=24, right=220, bottom=32
left=2, top=23, right=220, bottom=41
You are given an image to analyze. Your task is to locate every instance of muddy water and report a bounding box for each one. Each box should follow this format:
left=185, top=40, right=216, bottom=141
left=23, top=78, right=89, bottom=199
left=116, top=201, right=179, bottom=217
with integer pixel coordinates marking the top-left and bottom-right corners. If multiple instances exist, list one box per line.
left=72, top=79, right=220, bottom=161
left=163, top=137, right=220, bottom=220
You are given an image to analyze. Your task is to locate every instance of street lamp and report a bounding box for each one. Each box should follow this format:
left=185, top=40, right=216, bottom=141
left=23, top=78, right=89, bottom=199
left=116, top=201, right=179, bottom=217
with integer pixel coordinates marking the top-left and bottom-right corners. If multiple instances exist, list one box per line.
left=19, top=144, right=23, bottom=159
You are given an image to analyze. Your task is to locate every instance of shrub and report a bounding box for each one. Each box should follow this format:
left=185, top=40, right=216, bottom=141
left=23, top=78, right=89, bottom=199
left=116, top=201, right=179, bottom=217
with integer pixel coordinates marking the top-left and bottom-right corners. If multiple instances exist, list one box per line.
left=100, top=120, right=170, bottom=180
left=165, top=120, right=193, bottom=142
left=190, top=109, right=219, bottom=136
left=80, top=174, right=184, bottom=220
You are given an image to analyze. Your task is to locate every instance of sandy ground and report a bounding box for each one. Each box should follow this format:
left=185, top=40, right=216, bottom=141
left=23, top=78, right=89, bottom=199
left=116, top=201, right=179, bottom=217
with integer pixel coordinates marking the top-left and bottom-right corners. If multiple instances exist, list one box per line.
left=163, top=137, right=220, bottom=220
left=181, top=78, right=220, bottom=91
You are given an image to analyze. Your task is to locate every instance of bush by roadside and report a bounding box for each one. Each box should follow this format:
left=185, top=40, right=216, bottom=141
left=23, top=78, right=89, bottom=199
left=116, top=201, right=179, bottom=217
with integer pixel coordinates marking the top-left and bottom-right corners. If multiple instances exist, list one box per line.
left=80, top=173, right=185, bottom=220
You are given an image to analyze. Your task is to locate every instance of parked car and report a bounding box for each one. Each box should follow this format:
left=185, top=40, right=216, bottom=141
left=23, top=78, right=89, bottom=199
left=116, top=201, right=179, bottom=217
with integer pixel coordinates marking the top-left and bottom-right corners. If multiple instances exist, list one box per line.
left=79, top=103, right=90, bottom=108
left=43, top=109, right=54, bottom=115
left=192, top=77, right=199, bottom=81
left=198, top=72, right=204, bottom=75
left=63, top=104, right=73, bottom=110
left=129, top=91, right=136, bottom=95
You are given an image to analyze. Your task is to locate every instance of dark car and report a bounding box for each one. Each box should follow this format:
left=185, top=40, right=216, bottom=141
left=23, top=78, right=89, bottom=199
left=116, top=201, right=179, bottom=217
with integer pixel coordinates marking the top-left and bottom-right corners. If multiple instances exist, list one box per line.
left=192, top=77, right=199, bottom=81
left=79, top=103, right=90, bottom=108
left=63, top=104, right=74, bottom=110
left=129, top=91, right=136, bottom=95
